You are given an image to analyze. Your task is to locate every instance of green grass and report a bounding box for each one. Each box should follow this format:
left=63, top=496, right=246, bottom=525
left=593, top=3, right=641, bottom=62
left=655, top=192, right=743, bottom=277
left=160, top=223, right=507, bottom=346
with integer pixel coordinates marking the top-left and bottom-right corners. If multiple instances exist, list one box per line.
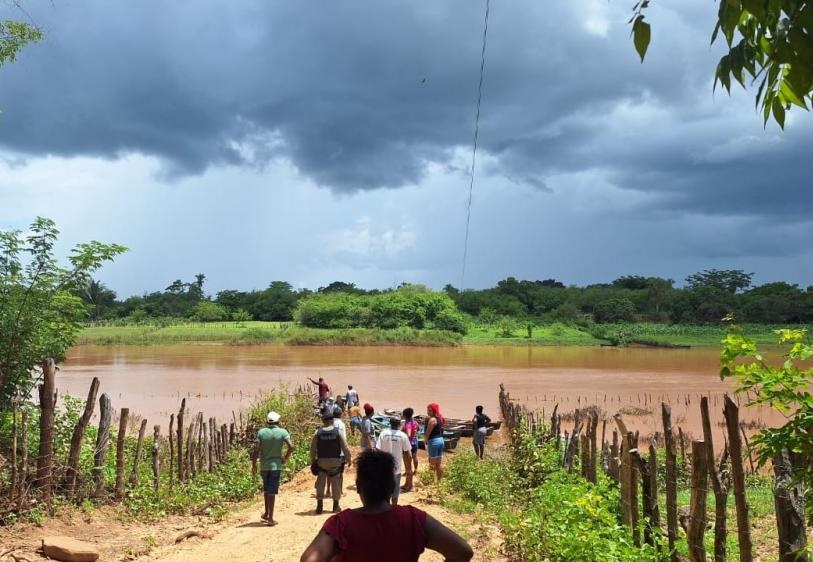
left=463, top=322, right=603, bottom=346
left=77, top=321, right=286, bottom=345
left=597, top=323, right=809, bottom=347
left=78, top=321, right=809, bottom=348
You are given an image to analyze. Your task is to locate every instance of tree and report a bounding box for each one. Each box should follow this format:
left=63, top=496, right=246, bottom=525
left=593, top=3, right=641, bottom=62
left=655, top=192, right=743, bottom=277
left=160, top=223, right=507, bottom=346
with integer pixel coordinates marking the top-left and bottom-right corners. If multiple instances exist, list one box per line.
left=0, top=218, right=126, bottom=402
left=191, top=300, right=229, bottom=322
left=631, top=0, right=813, bottom=128
left=721, top=325, right=813, bottom=487
left=686, top=269, right=753, bottom=294
left=74, top=279, right=117, bottom=320
left=593, top=297, right=637, bottom=323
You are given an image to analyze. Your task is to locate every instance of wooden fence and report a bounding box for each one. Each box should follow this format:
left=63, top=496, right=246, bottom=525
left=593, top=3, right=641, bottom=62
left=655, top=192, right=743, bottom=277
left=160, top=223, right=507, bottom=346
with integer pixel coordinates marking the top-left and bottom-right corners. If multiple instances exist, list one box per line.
left=1, top=359, right=256, bottom=520
left=498, top=383, right=808, bottom=562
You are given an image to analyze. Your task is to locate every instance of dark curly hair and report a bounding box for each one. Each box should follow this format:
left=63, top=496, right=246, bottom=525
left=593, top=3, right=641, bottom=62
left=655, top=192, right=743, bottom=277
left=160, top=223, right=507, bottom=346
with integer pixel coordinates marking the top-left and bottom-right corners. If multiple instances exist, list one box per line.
left=402, top=407, right=414, bottom=418
left=355, top=449, right=395, bottom=505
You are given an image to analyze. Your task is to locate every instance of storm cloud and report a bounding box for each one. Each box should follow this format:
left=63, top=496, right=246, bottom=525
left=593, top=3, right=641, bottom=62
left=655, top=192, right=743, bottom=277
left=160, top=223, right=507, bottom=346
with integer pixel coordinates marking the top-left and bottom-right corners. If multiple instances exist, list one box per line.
left=0, top=0, right=811, bottom=293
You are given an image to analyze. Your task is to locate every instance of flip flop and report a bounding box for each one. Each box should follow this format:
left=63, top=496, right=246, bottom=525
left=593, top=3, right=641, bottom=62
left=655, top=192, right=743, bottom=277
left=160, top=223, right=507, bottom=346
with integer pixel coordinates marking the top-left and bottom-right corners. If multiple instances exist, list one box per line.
left=267, top=520, right=279, bottom=527
left=260, top=512, right=269, bottom=520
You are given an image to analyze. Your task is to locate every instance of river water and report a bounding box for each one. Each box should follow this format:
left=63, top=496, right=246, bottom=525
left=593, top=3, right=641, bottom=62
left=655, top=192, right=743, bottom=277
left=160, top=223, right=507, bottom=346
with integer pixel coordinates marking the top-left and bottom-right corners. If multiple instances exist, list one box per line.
left=58, top=344, right=784, bottom=443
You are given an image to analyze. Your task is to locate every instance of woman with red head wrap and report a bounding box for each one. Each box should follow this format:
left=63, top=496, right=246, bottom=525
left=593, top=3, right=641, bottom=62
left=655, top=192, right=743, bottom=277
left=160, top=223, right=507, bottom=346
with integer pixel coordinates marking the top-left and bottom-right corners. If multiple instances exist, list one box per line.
left=424, top=403, right=445, bottom=483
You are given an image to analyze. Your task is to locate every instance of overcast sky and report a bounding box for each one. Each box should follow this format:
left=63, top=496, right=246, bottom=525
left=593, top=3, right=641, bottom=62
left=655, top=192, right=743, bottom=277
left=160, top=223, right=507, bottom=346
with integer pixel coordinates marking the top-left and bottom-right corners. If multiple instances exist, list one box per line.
left=1, top=0, right=811, bottom=297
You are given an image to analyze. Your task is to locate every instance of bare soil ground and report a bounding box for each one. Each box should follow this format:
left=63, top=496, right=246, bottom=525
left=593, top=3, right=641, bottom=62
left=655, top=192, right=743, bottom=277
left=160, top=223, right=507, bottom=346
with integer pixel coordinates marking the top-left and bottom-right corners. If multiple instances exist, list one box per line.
left=1, top=458, right=505, bottom=562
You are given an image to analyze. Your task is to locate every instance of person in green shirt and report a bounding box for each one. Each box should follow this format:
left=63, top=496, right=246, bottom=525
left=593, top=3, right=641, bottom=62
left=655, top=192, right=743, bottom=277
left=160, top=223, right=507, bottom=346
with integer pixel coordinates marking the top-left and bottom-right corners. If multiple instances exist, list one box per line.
left=252, top=411, right=294, bottom=526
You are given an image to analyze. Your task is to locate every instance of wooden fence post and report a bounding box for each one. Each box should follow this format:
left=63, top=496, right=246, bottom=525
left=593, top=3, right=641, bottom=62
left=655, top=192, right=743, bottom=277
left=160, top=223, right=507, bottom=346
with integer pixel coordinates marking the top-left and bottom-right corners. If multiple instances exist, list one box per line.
left=580, top=434, right=590, bottom=479
left=662, top=403, right=680, bottom=562
left=632, top=449, right=654, bottom=546
left=114, top=408, right=129, bottom=500
left=724, top=396, right=753, bottom=562
left=10, top=398, right=18, bottom=503
left=587, top=413, right=598, bottom=483
left=66, top=377, right=100, bottom=497
left=168, top=413, right=175, bottom=488
left=688, top=440, right=708, bottom=562
left=628, top=433, right=640, bottom=547
left=701, top=396, right=728, bottom=562
left=17, top=408, right=30, bottom=511
left=36, top=358, right=56, bottom=512
left=130, top=418, right=148, bottom=487
left=94, top=393, right=112, bottom=497
left=177, top=399, right=185, bottom=482
left=152, top=425, right=161, bottom=491
left=648, top=442, right=661, bottom=530
left=773, top=449, right=807, bottom=561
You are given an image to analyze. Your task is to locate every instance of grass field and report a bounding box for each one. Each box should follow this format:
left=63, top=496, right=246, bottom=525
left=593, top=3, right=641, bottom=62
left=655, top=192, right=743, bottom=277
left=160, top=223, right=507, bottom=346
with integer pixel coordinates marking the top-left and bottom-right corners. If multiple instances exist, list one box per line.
left=77, top=321, right=808, bottom=347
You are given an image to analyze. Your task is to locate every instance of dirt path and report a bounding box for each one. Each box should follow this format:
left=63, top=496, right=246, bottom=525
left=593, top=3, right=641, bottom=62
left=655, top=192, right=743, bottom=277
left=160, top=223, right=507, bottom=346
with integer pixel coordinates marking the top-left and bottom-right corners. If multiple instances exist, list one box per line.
left=145, top=461, right=505, bottom=562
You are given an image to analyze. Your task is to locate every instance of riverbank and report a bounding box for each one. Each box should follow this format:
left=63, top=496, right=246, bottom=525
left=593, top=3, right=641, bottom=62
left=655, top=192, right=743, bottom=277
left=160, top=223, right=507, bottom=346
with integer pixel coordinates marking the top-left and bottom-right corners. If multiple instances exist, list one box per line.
left=76, top=321, right=805, bottom=347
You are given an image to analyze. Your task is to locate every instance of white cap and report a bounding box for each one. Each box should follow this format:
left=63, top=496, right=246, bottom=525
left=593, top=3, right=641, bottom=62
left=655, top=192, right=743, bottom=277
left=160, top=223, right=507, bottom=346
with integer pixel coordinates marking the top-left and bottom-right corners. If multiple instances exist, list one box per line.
left=267, top=411, right=281, bottom=424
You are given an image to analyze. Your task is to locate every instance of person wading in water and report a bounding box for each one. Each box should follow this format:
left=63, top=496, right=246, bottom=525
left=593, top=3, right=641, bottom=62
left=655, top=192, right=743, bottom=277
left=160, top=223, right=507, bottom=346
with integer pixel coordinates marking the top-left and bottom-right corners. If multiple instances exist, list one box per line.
left=299, top=449, right=473, bottom=562
left=310, top=410, right=352, bottom=514
left=251, top=411, right=294, bottom=526
left=308, top=376, right=331, bottom=406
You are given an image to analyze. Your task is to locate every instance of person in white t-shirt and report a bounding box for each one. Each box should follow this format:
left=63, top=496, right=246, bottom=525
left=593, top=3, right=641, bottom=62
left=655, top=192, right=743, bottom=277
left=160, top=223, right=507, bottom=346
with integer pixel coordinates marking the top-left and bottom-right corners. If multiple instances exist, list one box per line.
left=375, top=417, right=413, bottom=505
left=345, top=385, right=359, bottom=409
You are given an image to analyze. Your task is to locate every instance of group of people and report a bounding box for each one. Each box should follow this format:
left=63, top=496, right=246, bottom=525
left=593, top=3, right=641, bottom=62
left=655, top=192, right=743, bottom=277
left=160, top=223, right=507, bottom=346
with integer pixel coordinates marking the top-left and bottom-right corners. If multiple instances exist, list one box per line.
left=251, top=377, right=490, bottom=561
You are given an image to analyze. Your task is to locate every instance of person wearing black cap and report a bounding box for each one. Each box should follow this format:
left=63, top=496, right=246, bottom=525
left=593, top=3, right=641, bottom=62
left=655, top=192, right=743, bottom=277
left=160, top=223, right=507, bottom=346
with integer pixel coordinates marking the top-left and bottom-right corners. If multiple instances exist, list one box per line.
left=310, top=410, right=352, bottom=514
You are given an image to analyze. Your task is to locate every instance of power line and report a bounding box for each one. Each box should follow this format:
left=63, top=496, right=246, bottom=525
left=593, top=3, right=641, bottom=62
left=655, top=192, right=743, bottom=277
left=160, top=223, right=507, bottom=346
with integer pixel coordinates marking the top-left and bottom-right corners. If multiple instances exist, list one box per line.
left=461, top=0, right=490, bottom=290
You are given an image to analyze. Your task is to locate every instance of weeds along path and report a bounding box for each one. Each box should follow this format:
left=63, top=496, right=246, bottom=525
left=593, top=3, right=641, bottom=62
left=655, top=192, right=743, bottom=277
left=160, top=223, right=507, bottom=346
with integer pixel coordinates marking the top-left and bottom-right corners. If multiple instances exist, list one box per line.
left=147, top=458, right=505, bottom=562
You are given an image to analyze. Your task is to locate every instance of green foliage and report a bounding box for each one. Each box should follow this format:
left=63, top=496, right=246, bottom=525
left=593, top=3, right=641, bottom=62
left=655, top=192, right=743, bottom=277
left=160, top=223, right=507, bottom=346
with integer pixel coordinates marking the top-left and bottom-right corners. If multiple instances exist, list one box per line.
left=191, top=301, right=229, bottom=322
left=721, top=324, right=813, bottom=472
left=444, top=426, right=664, bottom=561
left=295, top=286, right=467, bottom=334
left=496, top=315, right=519, bottom=337
left=593, top=298, right=636, bottom=324
left=0, top=20, right=42, bottom=68
left=0, top=218, right=126, bottom=402
left=631, top=2, right=813, bottom=127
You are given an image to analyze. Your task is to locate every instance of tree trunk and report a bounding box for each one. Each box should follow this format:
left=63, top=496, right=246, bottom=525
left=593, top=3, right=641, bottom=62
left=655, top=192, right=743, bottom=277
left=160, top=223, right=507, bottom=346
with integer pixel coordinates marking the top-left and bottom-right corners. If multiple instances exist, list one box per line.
left=94, top=394, right=113, bottom=497
left=688, top=440, right=708, bottom=562
left=724, top=395, right=753, bottom=562
left=115, top=408, right=129, bottom=500
left=36, top=359, right=56, bottom=512
left=66, top=377, right=100, bottom=497
left=773, top=449, right=807, bottom=561
left=130, top=418, right=148, bottom=487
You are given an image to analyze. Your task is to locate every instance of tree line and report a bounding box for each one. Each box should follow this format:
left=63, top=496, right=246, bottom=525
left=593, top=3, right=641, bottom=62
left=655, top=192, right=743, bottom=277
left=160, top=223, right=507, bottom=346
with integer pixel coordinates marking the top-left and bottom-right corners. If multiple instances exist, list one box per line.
left=80, top=269, right=813, bottom=326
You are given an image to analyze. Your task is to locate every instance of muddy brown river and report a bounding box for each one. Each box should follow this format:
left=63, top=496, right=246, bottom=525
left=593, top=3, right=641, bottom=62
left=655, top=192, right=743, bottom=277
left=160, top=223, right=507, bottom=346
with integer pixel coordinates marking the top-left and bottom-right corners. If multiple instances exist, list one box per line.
left=59, top=344, right=785, bottom=443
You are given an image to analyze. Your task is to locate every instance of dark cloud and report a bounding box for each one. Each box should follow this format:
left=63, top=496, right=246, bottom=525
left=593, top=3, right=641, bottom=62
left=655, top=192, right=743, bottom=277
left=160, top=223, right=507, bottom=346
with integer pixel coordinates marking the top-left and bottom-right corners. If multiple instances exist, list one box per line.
left=0, top=0, right=810, bottom=226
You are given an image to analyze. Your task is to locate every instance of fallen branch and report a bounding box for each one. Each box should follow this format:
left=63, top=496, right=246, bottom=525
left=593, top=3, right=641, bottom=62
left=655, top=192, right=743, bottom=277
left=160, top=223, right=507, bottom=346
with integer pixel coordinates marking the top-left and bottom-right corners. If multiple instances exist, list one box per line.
left=174, top=530, right=212, bottom=544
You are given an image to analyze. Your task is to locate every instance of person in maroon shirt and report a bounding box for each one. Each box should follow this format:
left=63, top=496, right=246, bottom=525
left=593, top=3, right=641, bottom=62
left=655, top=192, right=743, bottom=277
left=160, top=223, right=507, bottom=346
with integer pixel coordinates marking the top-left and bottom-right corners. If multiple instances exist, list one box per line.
left=300, top=450, right=473, bottom=562
left=308, top=377, right=331, bottom=405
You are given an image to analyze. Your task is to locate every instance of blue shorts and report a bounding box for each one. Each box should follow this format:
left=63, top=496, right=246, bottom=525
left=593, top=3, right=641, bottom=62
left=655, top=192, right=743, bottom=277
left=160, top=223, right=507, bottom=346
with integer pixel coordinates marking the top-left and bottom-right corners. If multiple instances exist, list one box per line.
left=428, top=437, right=445, bottom=459
left=410, top=442, right=418, bottom=455
left=261, top=470, right=281, bottom=495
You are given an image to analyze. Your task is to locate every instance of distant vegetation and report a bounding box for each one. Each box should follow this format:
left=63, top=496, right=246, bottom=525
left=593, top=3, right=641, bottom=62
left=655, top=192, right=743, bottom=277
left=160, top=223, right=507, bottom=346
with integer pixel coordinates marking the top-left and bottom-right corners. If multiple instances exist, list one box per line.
left=79, top=269, right=812, bottom=331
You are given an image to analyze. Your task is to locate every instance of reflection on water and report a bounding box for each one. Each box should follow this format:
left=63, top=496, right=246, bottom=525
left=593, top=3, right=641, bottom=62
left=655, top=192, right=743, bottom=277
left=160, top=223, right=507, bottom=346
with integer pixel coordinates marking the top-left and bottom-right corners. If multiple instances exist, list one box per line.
left=60, top=344, right=784, bottom=440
